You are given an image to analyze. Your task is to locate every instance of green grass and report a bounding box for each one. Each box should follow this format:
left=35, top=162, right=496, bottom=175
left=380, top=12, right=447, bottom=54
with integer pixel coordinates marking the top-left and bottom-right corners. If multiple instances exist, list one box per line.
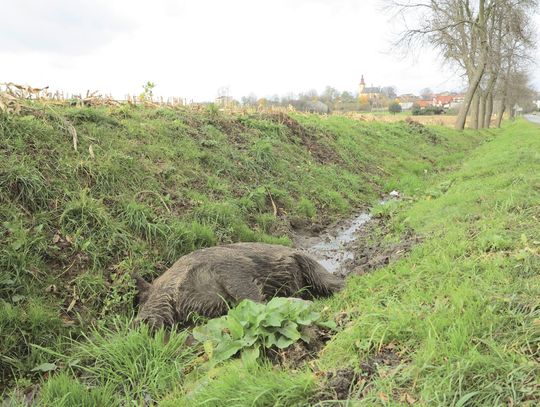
left=316, top=119, right=540, bottom=405
left=0, top=103, right=492, bottom=403
left=161, top=361, right=317, bottom=407
left=162, top=119, right=539, bottom=406
left=66, top=320, right=197, bottom=404
left=39, top=373, right=116, bottom=407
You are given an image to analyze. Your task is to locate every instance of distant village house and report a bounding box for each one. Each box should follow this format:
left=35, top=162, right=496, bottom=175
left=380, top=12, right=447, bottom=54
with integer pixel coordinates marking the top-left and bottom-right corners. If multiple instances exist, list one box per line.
left=358, top=75, right=395, bottom=110
left=358, top=75, right=383, bottom=100
left=412, top=93, right=464, bottom=110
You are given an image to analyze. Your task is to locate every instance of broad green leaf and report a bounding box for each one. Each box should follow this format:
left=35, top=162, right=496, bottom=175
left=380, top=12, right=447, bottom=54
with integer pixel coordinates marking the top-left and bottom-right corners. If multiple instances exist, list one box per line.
left=255, top=311, right=267, bottom=326
left=263, top=312, right=283, bottom=327
left=267, top=297, right=290, bottom=310
left=276, top=336, right=295, bottom=349
left=264, top=332, right=278, bottom=347
left=191, top=296, right=329, bottom=364
left=241, top=346, right=261, bottom=365
left=318, top=320, right=337, bottom=330
left=278, top=321, right=301, bottom=340
left=191, top=328, right=206, bottom=342
left=297, top=311, right=320, bottom=325
left=240, top=334, right=258, bottom=347
left=214, top=341, right=243, bottom=362
left=300, top=330, right=312, bottom=344
left=227, top=316, right=244, bottom=338
left=203, top=340, right=214, bottom=358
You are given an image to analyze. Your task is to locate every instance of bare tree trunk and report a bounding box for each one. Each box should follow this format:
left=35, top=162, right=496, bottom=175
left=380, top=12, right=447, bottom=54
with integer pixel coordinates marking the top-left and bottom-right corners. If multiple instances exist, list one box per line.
left=483, top=71, right=499, bottom=128
left=509, top=104, right=516, bottom=120
left=469, top=89, right=481, bottom=129
left=484, top=92, right=494, bottom=128
left=392, top=0, right=536, bottom=131
left=456, top=64, right=486, bottom=130
left=495, top=98, right=506, bottom=128
left=478, top=90, right=486, bottom=129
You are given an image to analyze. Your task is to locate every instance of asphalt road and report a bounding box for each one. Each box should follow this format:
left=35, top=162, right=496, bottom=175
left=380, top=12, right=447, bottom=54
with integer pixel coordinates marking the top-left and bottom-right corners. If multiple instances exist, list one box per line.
left=524, top=114, right=540, bottom=125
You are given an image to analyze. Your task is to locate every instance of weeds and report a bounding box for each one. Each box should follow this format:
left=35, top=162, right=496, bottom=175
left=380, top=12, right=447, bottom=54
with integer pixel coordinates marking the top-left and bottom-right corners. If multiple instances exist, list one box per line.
left=0, top=104, right=489, bottom=400
left=39, top=373, right=118, bottom=407
left=68, top=319, right=196, bottom=403
left=193, top=297, right=335, bottom=366
left=163, top=361, right=316, bottom=407
left=0, top=161, right=49, bottom=211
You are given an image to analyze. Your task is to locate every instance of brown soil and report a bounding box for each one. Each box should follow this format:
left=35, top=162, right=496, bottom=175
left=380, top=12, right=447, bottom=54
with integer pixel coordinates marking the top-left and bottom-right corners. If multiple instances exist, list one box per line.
left=264, top=111, right=344, bottom=165
left=266, top=325, right=332, bottom=367
left=405, top=117, right=441, bottom=144
left=294, top=200, right=421, bottom=277
left=338, top=218, right=422, bottom=278
left=313, top=346, right=405, bottom=403
left=321, top=367, right=359, bottom=400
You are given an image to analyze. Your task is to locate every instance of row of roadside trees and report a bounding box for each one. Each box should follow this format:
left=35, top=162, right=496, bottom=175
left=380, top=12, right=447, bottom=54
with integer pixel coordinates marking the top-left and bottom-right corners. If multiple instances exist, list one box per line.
left=391, top=0, right=538, bottom=130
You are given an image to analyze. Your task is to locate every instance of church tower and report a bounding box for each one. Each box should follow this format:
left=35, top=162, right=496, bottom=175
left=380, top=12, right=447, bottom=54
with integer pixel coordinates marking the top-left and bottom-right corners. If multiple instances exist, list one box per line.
left=359, top=75, right=366, bottom=94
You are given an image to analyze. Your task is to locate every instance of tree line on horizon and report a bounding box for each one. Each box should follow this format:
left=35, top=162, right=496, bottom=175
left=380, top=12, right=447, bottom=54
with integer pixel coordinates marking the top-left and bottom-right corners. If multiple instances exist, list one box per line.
left=239, top=86, right=399, bottom=112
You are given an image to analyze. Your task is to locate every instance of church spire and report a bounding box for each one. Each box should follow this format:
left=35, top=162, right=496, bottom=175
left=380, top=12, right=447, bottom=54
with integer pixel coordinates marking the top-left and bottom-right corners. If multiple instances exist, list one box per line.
left=359, top=74, right=366, bottom=94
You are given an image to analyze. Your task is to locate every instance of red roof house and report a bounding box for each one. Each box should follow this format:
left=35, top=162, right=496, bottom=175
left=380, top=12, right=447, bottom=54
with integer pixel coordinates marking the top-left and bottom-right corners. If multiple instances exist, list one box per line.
left=416, top=100, right=433, bottom=108
left=433, top=95, right=454, bottom=107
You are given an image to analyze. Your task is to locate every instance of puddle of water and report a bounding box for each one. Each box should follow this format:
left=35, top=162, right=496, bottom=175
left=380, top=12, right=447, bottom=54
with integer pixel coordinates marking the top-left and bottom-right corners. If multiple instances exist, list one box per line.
left=300, top=212, right=372, bottom=274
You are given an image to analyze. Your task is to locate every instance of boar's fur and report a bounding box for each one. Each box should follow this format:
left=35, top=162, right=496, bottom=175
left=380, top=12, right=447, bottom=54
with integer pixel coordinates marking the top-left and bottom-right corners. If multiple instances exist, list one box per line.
left=133, top=242, right=344, bottom=330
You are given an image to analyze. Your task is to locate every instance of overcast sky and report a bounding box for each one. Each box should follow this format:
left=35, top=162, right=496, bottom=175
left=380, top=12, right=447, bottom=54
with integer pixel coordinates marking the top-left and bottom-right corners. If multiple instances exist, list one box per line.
left=1, top=0, right=539, bottom=102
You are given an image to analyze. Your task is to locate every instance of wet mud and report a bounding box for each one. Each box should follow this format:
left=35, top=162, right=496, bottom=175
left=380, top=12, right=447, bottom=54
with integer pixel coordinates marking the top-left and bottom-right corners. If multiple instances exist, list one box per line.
left=294, top=197, right=419, bottom=277
left=294, top=212, right=373, bottom=274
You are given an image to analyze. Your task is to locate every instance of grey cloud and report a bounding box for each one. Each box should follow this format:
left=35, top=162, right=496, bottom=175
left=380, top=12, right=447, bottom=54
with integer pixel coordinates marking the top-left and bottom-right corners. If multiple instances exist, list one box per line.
left=0, top=0, right=134, bottom=55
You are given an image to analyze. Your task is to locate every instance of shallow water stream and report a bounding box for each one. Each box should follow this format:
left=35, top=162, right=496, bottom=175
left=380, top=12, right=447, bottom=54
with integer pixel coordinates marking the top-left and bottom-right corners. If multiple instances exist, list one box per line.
left=295, top=211, right=373, bottom=274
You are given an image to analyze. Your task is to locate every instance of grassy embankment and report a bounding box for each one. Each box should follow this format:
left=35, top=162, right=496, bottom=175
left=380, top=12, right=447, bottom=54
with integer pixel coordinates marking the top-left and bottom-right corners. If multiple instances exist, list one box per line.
left=171, top=118, right=538, bottom=406
left=1, top=104, right=491, bottom=404
left=161, top=121, right=540, bottom=406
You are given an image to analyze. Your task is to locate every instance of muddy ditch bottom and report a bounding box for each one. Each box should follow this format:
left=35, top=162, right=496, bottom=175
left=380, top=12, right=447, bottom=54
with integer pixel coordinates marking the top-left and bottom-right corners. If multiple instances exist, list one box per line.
left=294, top=198, right=419, bottom=277
left=294, top=209, right=375, bottom=275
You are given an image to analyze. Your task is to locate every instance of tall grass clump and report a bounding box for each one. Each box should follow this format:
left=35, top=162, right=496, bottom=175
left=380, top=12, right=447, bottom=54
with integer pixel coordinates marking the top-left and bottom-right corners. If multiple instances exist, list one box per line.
left=68, top=319, right=196, bottom=403
left=59, top=191, right=132, bottom=267
left=163, top=362, right=316, bottom=407
left=1, top=298, right=66, bottom=385
left=0, top=102, right=489, bottom=396
left=39, top=373, right=118, bottom=407
left=0, top=161, right=49, bottom=211
left=120, top=201, right=167, bottom=243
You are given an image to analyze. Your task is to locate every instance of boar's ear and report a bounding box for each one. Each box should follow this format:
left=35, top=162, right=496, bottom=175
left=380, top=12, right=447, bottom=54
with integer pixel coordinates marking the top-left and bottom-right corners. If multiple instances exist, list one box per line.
left=131, top=273, right=151, bottom=297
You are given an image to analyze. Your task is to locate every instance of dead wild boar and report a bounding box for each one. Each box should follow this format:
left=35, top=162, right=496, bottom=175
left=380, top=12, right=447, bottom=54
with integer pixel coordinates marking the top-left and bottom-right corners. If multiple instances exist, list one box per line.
left=133, top=242, right=344, bottom=330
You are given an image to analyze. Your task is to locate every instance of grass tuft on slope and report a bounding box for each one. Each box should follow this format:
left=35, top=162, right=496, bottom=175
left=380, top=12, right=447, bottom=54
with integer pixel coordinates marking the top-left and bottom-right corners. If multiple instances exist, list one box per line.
left=0, top=104, right=486, bottom=399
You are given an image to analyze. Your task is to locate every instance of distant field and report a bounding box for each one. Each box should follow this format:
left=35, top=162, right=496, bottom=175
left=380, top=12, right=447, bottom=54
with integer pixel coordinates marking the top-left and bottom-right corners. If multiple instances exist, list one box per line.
left=339, top=112, right=460, bottom=127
